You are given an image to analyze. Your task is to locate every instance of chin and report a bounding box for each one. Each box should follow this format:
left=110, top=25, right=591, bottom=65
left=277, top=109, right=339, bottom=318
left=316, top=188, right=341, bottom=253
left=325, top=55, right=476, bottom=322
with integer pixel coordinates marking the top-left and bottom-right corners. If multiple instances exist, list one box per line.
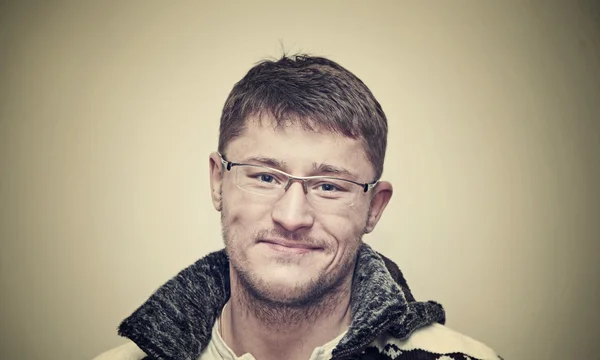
left=249, top=280, right=322, bottom=307
left=256, top=265, right=317, bottom=294
left=235, top=262, right=343, bottom=307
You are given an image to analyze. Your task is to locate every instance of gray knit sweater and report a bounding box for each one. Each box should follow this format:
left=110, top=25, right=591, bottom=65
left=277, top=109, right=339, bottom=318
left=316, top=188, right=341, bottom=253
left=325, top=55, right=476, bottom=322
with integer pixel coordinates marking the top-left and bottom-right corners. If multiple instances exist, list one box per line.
left=115, top=243, right=501, bottom=360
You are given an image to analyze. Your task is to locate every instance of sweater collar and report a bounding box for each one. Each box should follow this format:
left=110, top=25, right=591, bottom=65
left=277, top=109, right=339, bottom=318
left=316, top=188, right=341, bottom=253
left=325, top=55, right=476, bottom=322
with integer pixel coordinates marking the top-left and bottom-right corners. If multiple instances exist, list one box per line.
left=118, top=244, right=445, bottom=360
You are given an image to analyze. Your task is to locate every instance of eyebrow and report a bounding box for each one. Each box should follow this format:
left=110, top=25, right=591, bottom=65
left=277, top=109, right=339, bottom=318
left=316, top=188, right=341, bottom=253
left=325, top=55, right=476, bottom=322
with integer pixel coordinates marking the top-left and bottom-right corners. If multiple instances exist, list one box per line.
left=238, top=156, right=358, bottom=180
left=312, top=163, right=358, bottom=180
left=241, top=156, right=289, bottom=171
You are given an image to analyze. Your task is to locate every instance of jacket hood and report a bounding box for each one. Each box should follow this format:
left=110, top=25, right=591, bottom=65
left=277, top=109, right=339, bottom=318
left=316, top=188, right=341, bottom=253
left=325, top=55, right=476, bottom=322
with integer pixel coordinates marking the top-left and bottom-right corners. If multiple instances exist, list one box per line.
left=118, top=243, right=445, bottom=360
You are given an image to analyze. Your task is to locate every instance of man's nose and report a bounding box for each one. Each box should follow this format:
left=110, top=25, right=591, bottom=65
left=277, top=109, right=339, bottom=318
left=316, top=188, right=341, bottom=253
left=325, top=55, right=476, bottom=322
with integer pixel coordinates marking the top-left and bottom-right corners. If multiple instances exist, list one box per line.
left=271, top=181, right=314, bottom=232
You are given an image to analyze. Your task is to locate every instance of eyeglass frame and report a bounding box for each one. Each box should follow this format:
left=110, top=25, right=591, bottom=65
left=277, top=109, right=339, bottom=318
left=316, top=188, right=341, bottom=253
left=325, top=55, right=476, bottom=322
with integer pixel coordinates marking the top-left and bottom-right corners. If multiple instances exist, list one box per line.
left=217, top=152, right=379, bottom=195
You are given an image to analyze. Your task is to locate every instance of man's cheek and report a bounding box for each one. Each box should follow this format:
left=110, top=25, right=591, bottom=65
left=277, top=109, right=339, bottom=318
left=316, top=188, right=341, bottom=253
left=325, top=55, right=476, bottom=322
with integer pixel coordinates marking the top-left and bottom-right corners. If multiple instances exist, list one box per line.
left=322, top=213, right=364, bottom=236
left=223, top=199, right=269, bottom=231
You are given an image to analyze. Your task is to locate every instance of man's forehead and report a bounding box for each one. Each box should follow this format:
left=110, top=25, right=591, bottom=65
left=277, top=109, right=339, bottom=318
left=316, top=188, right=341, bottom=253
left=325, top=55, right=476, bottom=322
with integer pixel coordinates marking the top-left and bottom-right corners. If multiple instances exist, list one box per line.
left=224, top=117, right=374, bottom=178
left=230, top=115, right=362, bottom=148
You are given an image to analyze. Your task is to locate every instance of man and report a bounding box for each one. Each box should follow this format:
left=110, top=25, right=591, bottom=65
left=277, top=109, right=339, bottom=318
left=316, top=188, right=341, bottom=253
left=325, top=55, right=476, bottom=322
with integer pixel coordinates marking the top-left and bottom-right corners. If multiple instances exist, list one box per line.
left=95, top=54, right=500, bottom=360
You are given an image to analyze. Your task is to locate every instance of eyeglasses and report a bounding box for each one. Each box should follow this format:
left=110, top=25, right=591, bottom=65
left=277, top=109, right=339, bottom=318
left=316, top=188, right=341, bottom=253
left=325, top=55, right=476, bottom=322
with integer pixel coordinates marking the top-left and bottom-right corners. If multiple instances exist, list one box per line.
left=218, top=153, right=378, bottom=208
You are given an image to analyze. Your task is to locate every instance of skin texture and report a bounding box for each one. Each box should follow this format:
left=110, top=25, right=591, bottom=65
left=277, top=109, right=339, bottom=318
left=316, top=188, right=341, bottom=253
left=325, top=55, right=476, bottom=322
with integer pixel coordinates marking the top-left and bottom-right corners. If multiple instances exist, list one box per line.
left=209, top=117, right=392, bottom=360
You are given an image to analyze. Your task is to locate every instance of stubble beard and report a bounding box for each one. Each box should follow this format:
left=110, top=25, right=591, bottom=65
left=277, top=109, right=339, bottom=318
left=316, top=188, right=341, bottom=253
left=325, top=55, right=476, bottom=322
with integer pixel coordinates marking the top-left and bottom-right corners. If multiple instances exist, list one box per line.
left=220, top=212, right=364, bottom=327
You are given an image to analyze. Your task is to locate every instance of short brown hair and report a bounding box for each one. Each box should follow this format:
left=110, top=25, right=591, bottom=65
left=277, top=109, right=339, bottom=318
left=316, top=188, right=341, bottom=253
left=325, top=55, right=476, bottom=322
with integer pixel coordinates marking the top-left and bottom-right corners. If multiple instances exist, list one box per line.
left=218, top=54, right=388, bottom=180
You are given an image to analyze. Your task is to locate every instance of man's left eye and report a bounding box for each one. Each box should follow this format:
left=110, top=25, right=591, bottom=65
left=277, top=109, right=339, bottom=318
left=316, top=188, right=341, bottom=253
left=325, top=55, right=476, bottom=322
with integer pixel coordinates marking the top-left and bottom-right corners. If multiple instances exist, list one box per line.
left=259, top=174, right=274, bottom=183
left=320, top=183, right=337, bottom=192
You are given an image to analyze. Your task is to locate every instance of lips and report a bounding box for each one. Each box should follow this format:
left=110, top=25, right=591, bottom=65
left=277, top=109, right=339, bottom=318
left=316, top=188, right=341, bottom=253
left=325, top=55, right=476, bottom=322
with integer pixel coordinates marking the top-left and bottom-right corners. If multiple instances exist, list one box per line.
left=259, top=240, right=321, bottom=254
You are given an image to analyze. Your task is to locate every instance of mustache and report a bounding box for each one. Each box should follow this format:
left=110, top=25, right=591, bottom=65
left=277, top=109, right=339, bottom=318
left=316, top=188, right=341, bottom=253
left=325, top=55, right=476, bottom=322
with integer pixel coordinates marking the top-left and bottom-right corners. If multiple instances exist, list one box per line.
left=253, top=229, right=328, bottom=249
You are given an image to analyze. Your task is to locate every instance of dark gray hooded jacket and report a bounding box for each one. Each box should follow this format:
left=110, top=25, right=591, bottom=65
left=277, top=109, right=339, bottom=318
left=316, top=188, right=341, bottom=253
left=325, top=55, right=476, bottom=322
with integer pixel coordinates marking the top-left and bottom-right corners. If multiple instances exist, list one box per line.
left=110, top=244, right=499, bottom=360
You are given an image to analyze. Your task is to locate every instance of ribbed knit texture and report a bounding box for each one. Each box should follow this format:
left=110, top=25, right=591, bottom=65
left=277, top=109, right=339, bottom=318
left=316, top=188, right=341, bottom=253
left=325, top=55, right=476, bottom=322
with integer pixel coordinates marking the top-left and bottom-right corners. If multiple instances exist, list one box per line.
left=117, top=244, right=496, bottom=360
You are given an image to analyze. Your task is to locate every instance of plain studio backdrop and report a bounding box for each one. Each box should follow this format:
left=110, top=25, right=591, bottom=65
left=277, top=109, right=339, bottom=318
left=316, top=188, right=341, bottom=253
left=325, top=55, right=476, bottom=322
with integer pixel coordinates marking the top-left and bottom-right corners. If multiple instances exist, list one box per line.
left=1, top=1, right=599, bottom=360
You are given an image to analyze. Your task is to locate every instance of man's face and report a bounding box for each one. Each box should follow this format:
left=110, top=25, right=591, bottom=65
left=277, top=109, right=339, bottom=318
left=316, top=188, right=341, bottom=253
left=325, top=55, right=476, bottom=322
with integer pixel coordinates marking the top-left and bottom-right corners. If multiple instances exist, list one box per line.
left=211, top=118, right=386, bottom=306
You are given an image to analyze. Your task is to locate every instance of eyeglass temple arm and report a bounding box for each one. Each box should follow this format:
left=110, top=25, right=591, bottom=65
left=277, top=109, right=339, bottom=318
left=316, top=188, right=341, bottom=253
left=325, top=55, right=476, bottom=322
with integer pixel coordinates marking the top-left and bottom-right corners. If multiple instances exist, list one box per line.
left=218, top=152, right=233, bottom=171
left=363, top=180, right=382, bottom=192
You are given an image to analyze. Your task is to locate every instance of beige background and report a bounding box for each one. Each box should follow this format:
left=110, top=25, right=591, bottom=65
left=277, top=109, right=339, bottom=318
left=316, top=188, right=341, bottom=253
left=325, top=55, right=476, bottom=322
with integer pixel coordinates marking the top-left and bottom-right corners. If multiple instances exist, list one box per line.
left=1, top=1, right=599, bottom=360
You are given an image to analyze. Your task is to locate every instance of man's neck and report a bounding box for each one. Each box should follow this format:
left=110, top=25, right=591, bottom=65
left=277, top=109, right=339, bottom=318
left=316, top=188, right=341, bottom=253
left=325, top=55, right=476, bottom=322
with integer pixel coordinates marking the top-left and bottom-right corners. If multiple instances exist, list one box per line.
left=221, top=276, right=353, bottom=360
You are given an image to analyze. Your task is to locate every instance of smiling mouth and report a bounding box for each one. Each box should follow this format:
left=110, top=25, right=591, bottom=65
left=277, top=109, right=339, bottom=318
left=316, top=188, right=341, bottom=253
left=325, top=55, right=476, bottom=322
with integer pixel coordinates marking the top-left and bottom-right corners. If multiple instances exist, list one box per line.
left=259, top=240, right=321, bottom=255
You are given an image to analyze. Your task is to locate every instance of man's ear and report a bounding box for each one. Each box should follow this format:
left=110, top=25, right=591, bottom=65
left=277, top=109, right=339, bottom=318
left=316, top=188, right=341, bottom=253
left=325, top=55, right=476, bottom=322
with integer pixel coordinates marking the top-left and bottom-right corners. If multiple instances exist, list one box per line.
left=364, top=181, right=393, bottom=233
left=209, top=152, right=224, bottom=212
